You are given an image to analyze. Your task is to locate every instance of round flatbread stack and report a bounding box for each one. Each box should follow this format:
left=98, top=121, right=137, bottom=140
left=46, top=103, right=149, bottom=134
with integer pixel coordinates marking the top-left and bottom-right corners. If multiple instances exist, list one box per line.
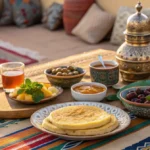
left=42, top=105, right=119, bottom=136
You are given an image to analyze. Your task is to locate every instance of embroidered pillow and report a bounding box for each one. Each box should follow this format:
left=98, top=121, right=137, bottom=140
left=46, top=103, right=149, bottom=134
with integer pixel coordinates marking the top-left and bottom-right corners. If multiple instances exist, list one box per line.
left=11, top=0, right=42, bottom=27
left=42, top=3, right=63, bottom=30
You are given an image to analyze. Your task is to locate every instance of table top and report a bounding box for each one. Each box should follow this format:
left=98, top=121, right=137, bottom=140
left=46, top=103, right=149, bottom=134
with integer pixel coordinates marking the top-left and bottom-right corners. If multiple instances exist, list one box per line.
left=0, top=49, right=124, bottom=118
left=0, top=49, right=149, bottom=150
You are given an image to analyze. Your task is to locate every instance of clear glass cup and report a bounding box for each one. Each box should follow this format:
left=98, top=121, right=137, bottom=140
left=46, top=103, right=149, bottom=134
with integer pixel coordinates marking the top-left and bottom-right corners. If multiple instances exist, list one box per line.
left=1, top=62, right=25, bottom=93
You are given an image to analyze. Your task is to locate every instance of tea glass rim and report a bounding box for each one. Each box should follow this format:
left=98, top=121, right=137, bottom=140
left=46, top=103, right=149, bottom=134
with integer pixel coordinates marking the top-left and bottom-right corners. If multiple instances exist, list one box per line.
left=89, top=60, right=119, bottom=70
left=0, top=62, right=25, bottom=69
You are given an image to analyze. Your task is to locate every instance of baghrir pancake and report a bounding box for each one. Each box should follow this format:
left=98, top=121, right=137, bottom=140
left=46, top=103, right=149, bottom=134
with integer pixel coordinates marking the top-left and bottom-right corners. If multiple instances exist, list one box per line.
left=42, top=115, right=119, bottom=136
left=49, top=105, right=111, bottom=130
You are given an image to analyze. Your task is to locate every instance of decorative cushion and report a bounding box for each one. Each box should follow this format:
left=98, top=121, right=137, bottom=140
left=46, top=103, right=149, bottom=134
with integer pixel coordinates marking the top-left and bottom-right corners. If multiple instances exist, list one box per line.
left=0, top=0, right=13, bottom=25
left=42, top=3, right=63, bottom=30
left=110, top=6, right=150, bottom=45
left=63, top=0, right=94, bottom=34
left=72, top=4, right=115, bottom=44
left=41, top=0, right=64, bottom=11
left=11, top=0, right=42, bottom=27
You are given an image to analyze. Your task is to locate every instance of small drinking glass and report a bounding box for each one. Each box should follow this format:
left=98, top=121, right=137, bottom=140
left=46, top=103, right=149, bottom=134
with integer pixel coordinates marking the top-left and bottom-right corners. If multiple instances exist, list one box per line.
left=1, top=62, right=25, bottom=93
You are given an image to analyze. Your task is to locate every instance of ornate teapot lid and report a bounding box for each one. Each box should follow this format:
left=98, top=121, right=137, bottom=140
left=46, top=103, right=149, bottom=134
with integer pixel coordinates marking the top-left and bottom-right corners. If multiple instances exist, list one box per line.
left=124, top=2, right=150, bottom=36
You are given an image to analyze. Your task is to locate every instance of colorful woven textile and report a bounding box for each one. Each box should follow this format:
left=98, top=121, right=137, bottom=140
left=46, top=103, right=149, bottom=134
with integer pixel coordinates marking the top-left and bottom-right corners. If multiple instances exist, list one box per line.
left=124, top=137, right=150, bottom=150
left=0, top=40, right=45, bottom=65
left=0, top=113, right=150, bottom=150
left=0, top=46, right=37, bottom=65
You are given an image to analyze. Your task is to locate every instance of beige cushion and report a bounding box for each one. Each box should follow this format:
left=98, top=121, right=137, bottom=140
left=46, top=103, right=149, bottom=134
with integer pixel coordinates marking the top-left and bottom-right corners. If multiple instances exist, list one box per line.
left=40, top=0, right=64, bottom=11
left=72, top=4, right=115, bottom=44
left=110, top=6, right=150, bottom=45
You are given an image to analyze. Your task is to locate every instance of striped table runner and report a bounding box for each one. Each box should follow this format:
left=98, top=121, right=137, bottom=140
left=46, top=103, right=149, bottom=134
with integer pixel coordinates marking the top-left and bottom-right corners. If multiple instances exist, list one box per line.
left=0, top=113, right=150, bottom=150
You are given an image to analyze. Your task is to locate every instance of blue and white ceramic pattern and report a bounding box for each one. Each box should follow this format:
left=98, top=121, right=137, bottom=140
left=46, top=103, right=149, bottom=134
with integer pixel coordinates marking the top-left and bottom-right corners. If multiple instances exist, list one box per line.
left=30, top=102, right=131, bottom=141
left=120, top=86, right=150, bottom=118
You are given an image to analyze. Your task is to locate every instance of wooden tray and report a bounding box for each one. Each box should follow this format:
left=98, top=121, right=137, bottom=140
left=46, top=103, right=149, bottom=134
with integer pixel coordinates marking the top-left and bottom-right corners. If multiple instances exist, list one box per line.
left=0, top=91, right=73, bottom=119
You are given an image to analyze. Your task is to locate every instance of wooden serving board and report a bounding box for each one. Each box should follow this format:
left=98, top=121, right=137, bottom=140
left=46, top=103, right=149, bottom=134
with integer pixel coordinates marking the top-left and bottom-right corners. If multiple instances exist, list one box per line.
left=0, top=89, right=74, bottom=119
left=0, top=87, right=124, bottom=119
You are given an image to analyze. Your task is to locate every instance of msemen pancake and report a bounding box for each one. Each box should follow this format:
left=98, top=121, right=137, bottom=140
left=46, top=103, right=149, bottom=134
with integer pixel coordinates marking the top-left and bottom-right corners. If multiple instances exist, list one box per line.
left=49, top=105, right=111, bottom=130
left=42, top=118, right=66, bottom=134
left=42, top=115, right=119, bottom=136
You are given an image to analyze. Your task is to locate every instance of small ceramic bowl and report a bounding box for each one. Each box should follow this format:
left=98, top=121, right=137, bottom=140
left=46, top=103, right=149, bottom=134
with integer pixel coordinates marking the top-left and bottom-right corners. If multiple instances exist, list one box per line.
left=120, top=86, right=150, bottom=118
left=44, top=66, right=86, bottom=88
left=71, top=82, right=107, bottom=102
left=89, top=60, right=119, bottom=87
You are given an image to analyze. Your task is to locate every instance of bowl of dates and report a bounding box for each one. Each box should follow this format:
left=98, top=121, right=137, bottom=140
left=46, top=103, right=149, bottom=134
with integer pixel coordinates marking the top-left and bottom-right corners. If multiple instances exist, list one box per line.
left=120, top=86, right=150, bottom=118
left=44, top=66, right=86, bottom=88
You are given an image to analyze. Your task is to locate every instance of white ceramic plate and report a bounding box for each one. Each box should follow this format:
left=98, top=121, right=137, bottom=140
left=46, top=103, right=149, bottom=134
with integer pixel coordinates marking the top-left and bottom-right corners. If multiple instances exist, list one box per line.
left=30, top=102, right=131, bottom=140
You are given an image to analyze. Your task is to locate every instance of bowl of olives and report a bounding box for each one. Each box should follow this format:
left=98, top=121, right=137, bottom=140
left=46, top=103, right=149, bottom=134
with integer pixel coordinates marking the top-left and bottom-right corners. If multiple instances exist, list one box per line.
left=44, top=66, right=86, bottom=88
left=120, top=86, right=150, bottom=118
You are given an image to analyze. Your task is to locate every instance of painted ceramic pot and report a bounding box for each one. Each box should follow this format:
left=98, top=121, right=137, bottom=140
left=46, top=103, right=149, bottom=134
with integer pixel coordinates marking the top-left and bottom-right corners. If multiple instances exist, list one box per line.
left=89, top=61, right=119, bottom=87
left=120, top=86, right=150, bottom=118
left=44, top=66, right=86, bottom=88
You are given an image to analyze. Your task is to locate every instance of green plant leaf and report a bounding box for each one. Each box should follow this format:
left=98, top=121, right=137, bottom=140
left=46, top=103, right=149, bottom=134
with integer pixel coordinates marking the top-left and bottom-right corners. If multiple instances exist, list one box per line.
left=20, top=84, right=26, bottom=88
left=32, top=82, right=37, bottom=87
left=36, top=83, right=43, bottom=89
left=25, top=89, right=32, bottom=95
left=32, top=91, right=44, bottom=103
left=17, top=89, right=25, bottom=95
left=106, top=94, right=119, bottom=101
left=146, top=95, right=150, bottom=101
left=25, top=78, right=32, bottom=85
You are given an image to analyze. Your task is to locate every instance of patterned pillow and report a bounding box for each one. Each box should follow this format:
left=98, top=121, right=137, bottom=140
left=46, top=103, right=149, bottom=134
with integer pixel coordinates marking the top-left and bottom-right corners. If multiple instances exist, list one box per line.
left=0, top=0, right=13, bottom=25
left=42, top=3, right=63, bottom=30
left=11, top=0, right=42, bottom=27
left=72, top=4, right=115, bottom=44
left=110, top=6, right=150, bottom=45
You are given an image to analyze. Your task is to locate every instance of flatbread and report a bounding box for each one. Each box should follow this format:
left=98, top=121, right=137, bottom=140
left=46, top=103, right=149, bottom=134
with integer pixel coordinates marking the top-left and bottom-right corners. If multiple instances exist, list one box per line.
left=49, top=105, right=111, bottom=130
left=65, top=115, right=119, bottom=136
left=42, top=115, right=119, bottom=136
left=42, top=118, right=65, bottom=134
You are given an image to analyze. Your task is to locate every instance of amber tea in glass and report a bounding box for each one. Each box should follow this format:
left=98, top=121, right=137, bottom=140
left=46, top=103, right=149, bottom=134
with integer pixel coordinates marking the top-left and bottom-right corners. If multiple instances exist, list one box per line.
left=1, top=62, right=25, bottom=92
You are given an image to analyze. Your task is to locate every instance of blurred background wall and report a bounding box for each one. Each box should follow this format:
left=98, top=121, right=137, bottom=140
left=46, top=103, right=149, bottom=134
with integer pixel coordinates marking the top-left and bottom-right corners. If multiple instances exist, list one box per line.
left=97, top=0, right=150, bottom=15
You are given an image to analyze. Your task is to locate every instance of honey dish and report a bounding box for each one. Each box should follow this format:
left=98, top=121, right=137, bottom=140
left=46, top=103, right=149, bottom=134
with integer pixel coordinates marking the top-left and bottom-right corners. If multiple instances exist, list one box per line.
left=71, top=82, right=107, bottom=102
left=44, top=66, right=86, bottom=88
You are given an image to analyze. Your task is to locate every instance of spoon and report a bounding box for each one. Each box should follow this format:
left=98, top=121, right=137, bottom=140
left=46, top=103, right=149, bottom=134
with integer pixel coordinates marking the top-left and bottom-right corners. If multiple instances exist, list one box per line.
left=98, top=55, right=106, bottom=68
